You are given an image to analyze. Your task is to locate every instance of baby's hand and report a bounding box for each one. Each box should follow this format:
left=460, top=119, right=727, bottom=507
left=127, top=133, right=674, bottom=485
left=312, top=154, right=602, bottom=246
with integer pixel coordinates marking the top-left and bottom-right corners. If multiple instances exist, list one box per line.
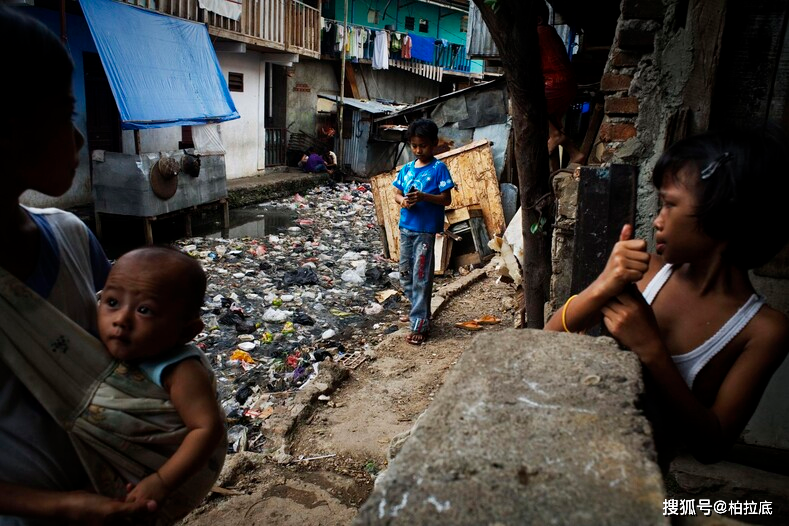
left=126, top=473, right=170, bottom=507
left=594, top=224, right=650, bottom=299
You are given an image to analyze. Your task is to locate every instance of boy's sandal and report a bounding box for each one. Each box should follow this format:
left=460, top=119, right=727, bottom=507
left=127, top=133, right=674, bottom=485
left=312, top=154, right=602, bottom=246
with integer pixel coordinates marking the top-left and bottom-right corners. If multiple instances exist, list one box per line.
left=474, top=315, right=501, bottom=325
left=455, top=321, right=483, bottom=331
left=406, top=331, right=427, bottom=345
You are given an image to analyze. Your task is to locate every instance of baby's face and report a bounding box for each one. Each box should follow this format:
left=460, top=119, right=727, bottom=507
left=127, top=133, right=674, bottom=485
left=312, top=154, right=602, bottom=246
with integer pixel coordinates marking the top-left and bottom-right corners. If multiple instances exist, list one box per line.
left=98, top=259, right=190, bottom=362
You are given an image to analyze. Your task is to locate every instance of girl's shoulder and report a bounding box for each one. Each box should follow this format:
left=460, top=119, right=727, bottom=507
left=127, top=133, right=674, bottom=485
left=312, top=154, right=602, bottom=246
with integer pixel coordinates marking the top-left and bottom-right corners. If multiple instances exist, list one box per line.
left=746, top=303, right=789, bottom=353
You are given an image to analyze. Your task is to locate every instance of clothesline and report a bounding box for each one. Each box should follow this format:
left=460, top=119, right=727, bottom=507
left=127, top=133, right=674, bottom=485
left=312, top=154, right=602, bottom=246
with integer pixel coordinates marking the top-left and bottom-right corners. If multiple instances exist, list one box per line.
left=321, top=16, right=463, bottom=70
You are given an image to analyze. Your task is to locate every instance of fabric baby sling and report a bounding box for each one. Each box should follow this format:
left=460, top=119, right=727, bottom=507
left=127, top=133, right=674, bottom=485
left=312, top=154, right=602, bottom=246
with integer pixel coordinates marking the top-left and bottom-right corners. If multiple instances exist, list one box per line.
left=0, top=266, right=226, bottom=526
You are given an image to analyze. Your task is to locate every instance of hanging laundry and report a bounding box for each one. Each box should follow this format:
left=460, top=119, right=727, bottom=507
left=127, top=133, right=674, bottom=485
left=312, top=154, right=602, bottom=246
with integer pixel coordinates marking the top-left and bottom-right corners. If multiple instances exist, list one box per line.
left=408, top=33, right=435, bottom=63
left=401, top=34, right=412, bottom=59
left=373, top=30, right=389, bottom=69
left=335, top=24, right=345, bottom=53
left=389, top=32, right=402, bottom=57
left=363, top=28, right=373, bottom=59
left=355, top=26, right=367, bottom=60
left=348, top=25, right=357, bottom=59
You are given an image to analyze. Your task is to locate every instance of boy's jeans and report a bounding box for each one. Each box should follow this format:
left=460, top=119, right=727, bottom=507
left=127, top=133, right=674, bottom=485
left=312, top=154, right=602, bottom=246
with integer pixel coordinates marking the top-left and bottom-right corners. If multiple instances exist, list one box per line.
left=399, top=227, right=435, bottom=334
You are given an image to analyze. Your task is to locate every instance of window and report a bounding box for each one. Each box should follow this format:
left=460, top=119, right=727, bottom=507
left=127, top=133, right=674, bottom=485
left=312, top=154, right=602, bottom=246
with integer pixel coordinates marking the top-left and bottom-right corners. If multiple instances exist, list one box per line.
left=418, top=18, right=429, bottom=33
left=460, top=15, right=468, bottom=33
left=405, top=16, right=415, bottom=30
left=228, top=72, right=244, bottom=92
left=368, top=9, right=379, bottom=24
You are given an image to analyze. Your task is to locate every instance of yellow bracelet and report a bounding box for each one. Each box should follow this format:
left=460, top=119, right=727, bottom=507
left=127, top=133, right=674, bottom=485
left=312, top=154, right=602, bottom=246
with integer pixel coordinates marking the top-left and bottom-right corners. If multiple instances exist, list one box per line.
left=561, top=294, right=578, bottom=333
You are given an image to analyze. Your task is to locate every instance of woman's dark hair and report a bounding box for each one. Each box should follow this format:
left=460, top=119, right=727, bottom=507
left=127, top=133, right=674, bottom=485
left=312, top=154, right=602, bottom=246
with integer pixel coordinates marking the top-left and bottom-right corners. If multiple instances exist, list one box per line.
left=406, top=118, right=439, bottom=144
left=652, top=124, right=789, bottom=269
left=0, top=7, right=73, bottom=122
left=536, top=0, right=550, bottom=23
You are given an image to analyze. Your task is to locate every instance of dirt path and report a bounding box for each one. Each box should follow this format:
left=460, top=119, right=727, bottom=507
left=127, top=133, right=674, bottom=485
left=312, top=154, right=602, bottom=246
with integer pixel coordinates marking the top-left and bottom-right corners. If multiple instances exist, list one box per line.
left=181, top=269, right=518, bottom=525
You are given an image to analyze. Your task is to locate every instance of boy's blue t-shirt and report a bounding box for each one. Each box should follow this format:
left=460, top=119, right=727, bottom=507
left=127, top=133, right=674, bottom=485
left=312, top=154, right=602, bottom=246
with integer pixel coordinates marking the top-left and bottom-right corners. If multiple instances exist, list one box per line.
left=392, top=158, right=454, bottom=233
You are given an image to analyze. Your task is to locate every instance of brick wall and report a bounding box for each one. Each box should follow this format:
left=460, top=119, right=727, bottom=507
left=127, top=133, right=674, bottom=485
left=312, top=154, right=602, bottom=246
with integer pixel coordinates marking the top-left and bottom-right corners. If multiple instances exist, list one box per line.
left=592, top=0, right=665, bottom=164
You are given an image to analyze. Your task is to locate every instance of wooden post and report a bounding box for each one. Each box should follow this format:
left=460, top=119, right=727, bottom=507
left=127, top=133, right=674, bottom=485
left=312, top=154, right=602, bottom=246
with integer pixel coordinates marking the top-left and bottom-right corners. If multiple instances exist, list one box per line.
left=337, top=0, right=349, bottom=166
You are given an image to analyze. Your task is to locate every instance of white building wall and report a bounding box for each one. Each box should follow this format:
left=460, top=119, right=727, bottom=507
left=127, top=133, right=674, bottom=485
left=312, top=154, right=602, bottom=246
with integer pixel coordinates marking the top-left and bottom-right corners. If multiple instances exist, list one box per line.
left=215, top=51, right=264, bottom=180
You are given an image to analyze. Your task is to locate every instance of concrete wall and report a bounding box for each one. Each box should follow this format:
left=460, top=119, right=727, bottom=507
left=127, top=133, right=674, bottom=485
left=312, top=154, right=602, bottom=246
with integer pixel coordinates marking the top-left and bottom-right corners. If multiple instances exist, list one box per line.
left=286, top=60, right=339, bottom=141
left=356, top=330, right=666, bottom=525
left=215, top=52, right=265, bottom=179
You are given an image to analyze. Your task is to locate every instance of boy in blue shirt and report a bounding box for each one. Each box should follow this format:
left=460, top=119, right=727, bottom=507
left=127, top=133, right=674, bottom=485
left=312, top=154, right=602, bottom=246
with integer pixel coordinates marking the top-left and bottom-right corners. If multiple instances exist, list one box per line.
left=392, top=119, right=455, bottom=345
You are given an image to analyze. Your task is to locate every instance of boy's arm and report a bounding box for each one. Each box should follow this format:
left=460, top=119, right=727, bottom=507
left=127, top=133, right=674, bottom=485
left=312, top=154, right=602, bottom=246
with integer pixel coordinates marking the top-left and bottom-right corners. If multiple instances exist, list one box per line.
left=0, top=483, right=155, bottom=524
left=602, top=297, right=789, bottom=462
left=127, top=359, right=224, bottom=504
left=394, top=187, right=411, bottom=209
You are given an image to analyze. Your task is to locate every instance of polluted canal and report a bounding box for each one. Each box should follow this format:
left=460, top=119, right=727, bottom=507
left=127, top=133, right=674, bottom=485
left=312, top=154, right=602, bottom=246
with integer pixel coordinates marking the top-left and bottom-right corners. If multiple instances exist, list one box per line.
left=179, top=182, right=403, bottom=453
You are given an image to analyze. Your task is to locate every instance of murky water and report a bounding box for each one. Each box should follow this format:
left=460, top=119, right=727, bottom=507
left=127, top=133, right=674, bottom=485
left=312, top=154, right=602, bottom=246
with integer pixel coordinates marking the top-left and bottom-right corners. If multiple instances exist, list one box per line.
left=99, top=204, right=296, bottom=258
left=194, top=205, right=297, bottom=239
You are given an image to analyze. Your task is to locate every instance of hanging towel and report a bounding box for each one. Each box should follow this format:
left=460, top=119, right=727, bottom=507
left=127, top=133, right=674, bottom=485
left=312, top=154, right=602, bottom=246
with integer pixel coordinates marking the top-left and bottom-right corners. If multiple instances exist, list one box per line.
left=401, top=34, right=412, bottom=59
left=408, top=33, right=435, bottom=62
left=373, top=30, right=390, bottom=69
left=0, top=266, right=226, bottom=526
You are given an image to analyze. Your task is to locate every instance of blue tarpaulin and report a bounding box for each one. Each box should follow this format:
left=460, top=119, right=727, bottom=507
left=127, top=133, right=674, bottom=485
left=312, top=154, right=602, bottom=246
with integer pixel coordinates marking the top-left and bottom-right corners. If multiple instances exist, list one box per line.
left=79, top=0, right=239, bottom=130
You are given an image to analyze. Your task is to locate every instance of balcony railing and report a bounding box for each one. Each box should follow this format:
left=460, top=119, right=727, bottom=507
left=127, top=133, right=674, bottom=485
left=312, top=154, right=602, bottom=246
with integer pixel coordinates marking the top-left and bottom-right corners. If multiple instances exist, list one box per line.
left=319, top=27, right=473, bottom=75
left=122, top=0, right=319, bottom=58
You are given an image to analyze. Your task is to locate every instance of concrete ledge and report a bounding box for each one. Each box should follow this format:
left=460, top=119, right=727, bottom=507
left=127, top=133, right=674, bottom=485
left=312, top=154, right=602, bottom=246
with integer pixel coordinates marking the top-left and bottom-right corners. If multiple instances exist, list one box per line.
left=227, top=173, right=331, bottom=208
left=354, top=329, right=667, bottom=525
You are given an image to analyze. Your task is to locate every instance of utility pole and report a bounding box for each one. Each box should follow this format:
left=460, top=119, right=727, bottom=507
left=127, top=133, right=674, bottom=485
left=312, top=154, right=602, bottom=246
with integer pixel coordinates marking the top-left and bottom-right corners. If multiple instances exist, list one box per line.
left=338, top=0, right=349, bottom=167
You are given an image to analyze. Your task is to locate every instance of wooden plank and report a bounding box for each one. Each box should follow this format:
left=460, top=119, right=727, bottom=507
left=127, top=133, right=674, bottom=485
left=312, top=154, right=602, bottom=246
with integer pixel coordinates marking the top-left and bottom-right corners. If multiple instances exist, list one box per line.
left=370, top=139, right=505, bottom=261
left=345, top=63, right=361, bottom=99
left=445, top=204, right=483, bottom=225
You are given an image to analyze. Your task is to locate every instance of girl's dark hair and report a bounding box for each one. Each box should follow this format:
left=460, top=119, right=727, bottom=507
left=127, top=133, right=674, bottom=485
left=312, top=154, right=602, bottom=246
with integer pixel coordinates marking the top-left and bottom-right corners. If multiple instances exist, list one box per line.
left=652, top=124, right=789, bottom=269
left=0, top=7, right=73, bottom=122
left=406, top=118, right=439, bottom=144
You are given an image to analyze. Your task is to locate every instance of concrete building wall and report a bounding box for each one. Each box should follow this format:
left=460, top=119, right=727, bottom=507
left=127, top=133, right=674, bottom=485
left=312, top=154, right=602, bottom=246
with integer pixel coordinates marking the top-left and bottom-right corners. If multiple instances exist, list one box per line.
left=215, top=52, right=265, bottom=179
left=286, top=60, right=339, bottom=141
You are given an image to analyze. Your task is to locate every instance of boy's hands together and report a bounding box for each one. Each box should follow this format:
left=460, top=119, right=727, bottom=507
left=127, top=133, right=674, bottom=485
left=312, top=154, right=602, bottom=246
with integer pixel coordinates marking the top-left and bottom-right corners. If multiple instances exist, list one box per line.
left=593, top=224, right=650, bottom=299
left=402, top=189, right=421, bottom=208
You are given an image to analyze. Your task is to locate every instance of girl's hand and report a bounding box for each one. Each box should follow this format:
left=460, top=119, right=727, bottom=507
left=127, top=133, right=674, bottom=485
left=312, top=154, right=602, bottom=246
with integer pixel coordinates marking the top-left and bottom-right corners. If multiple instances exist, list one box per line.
left=601, top=290, right=663, bottom=362
left=593, top=224, right=650, bottom=299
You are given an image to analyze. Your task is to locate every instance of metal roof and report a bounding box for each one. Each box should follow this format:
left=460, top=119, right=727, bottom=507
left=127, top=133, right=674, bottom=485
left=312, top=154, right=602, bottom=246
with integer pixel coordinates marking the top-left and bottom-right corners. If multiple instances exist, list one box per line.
left=372, top=77, right=506, bottom=122
left=317, top=94, right=408, bottom=115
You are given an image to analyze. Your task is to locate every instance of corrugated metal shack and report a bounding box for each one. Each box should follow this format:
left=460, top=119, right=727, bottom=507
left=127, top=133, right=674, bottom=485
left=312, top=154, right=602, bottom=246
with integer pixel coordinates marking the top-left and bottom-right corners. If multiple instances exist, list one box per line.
left=373, top=78, right=511, bottom=181
left=317, top=94, right=407, bottom=178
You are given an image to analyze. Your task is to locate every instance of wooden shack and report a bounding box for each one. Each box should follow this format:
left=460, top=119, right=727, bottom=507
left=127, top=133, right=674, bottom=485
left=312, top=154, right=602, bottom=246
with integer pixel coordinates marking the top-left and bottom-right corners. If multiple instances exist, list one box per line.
left=370, top=139, right=506, bottom=262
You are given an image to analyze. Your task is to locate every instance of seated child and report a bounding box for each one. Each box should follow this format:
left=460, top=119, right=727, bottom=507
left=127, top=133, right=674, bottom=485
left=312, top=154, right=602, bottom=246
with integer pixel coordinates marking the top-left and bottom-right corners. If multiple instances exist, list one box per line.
left=546, top=126, right=789, bottom=464
left=94, top=246, right=225, bottom=521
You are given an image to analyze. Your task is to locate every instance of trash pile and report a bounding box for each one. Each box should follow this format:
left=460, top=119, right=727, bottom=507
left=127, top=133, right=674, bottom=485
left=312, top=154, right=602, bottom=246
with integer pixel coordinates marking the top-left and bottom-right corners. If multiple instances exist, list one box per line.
left=176, top=183, right=404, bottom=452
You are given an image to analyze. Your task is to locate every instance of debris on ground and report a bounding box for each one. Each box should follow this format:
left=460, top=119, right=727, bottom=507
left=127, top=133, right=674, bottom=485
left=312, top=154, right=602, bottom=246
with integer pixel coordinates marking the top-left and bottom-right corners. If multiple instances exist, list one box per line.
left=174, top=182, right=445, bottom=453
